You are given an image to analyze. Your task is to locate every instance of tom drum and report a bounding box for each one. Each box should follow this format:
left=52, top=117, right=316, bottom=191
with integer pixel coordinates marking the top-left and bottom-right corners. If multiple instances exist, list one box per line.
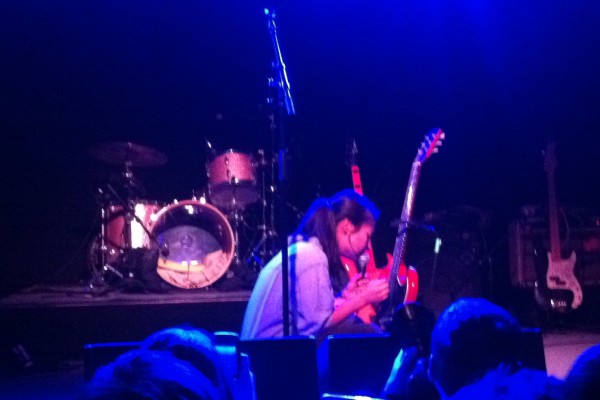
left=207, top=149, right=260, bottom=209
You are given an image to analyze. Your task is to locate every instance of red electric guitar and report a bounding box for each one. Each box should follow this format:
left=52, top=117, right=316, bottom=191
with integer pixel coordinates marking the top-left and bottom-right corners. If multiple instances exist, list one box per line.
left=378, top=128, right=444, bottom=328
left=340, top=139, right=393, bottom=323
left=534, top=142, right=583, bottom=311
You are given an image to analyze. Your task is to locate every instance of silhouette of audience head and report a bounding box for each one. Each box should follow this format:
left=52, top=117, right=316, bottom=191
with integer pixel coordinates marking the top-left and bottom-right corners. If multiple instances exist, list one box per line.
left=139, top=326, right=234, bottom=400
left=79, top=349, right=221, bottom=399
left=427, top=298, right=523, bottom=398
left=563, top=343, right=600, bottom=400
left=448, top=365, right=564, bottom=400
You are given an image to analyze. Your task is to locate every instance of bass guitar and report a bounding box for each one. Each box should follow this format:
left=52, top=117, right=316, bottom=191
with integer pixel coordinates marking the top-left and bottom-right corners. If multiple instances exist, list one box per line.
left=378, top=128, right=444, bottom=328
left=534, top=142, right=583, bottom=311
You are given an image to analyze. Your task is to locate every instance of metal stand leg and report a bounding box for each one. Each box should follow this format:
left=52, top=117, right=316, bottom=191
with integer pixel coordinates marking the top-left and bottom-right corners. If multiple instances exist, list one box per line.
left=88, top=194, right=123, bottom=292
left=244, top=149, right=278, bottom=270
left=230, top=209, right=244, bottom=267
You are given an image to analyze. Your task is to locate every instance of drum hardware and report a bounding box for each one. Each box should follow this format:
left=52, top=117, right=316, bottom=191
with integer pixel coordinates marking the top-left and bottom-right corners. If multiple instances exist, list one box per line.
left=221, top=207, right=249, bottom=280
left=88, top=141, right=168, bottom=291
left=245, top=224, right=278, bottom=270
left=104, top=184, right=162, bottom=251
left=87, top=189, right=124, bottom=292
left=89, top=141, right=168, bottom=168
left=88, top=183, right=165, bottom=291
left=242, top=193, right=304, bottom=270
left=241, top=148, right=278, bottom=269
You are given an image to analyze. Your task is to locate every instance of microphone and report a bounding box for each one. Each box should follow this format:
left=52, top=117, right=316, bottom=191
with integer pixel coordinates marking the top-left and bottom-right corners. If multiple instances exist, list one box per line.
left=358, top=253, right=370, bottom=278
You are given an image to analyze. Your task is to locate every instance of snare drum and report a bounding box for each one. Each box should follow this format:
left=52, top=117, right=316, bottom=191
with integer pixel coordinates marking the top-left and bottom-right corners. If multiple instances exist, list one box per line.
left=150, top=200, right=235, bottom=289
left=105, top=200, right=163, bottom=251
left=207, top=149, right=260, bottom=209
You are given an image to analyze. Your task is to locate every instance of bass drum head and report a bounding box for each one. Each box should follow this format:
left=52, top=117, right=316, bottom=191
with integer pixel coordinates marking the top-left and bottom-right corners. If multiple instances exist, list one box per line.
left=150, top=200, right=235, bottom=289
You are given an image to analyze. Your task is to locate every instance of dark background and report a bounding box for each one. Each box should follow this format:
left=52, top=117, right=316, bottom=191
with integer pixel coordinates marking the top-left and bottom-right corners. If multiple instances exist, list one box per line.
left=2, top=1, right=599, bottom=315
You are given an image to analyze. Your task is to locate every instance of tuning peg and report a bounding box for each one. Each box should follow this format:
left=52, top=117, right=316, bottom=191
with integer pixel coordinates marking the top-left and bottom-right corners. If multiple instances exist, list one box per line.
left=440, top=132, right=446, bottom=140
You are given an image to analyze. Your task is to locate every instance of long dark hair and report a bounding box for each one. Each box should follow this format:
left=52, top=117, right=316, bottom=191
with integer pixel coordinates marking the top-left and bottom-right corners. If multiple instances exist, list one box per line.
left=293, top=189, right=379, bottom=293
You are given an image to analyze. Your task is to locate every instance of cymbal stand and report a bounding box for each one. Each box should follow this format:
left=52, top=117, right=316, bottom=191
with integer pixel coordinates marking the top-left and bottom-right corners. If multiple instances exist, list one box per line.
left=226, top=185, right=245, bottom=278
left=246, top=149, right=278, bottom=269
left=88, top=165, right=160, bottom=291
left=87, top=187, right=124, bottom=292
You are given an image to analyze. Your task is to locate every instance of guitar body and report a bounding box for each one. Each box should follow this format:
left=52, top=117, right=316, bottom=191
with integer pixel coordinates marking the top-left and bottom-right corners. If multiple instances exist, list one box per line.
left=341, top=253, right=418, bottom=323
left=385, top=253, right=419, bottom=304
left=533, top=252, right=576, bottom=313
left=546, top=251, right=582, bottom=309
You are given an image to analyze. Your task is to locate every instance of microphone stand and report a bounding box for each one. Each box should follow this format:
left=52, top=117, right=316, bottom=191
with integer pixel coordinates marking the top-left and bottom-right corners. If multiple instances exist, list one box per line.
left=265, top=7, right=295, bottom=336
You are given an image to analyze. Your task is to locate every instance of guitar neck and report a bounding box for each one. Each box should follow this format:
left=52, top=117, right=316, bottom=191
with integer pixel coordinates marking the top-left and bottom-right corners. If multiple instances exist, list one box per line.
left=350, top=163, right=377, bottom=262
left=390, top=162, right=421, bottom=301
left=351, top=165, right=364, bottom=195
left=547, top=169, right=561, bottom=261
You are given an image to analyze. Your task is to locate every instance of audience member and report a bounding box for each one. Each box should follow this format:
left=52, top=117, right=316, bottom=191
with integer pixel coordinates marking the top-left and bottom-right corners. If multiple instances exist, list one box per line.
left=563, top=343, right=600, bottom=400
left=79, top=349, right=221, bottom=400
left=449, top=365, right=563, bottom=400
left=139, top=326, right=255, bottom=400
left=383, top=298, right=558, bottom=399
left=427, top=298, right=523, bottom=398
left=81, top=326, right=256, bottom=400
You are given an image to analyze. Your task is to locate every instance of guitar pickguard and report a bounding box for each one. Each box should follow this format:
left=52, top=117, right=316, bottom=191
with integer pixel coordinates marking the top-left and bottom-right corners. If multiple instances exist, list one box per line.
left=546, top=251, right=582, bottom=309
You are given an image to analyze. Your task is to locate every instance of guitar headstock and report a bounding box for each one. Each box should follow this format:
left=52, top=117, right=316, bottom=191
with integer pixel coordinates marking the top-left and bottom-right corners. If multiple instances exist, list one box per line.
left=415, top=128, right=445, bottom=163
left=543, top=141, right=557, bottom=174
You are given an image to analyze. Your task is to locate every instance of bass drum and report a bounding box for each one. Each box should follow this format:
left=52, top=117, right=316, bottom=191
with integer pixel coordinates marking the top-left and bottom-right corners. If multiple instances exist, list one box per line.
left=150, top=200, right=235, bottom=289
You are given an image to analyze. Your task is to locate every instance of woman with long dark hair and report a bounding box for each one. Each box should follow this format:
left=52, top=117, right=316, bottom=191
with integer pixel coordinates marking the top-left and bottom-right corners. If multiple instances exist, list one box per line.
left=241, top=189, right=389, bottom=341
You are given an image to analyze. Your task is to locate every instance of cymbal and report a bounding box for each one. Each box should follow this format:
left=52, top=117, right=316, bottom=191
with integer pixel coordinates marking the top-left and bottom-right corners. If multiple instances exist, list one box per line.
left=90, top=141, right=168, bottom=167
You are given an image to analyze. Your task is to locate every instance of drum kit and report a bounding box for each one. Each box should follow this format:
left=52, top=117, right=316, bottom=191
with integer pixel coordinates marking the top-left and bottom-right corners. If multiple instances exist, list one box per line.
left=87, top=141, right=278, bottom=291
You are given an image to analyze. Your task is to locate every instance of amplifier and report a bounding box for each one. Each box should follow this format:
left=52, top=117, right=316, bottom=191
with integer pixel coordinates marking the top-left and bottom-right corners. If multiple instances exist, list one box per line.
left=509, top=219, right=600, bottom=288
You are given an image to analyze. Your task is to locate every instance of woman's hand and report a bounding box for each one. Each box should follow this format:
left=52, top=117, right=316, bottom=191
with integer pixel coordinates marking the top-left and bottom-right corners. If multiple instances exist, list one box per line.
left=359, top=278, right=389, bottom=305
left=341, top=275, right=389, bottom=308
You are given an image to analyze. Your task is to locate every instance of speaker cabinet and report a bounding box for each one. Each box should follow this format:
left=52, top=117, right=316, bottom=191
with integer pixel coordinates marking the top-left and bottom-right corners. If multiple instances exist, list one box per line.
left=239, top=337, right=320, bottom=400
left=318, top=334, right=401, bottom=398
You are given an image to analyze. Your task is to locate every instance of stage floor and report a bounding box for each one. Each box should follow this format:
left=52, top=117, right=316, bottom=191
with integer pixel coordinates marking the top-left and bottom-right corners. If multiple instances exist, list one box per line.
left=0, top=283, right=251, bottom=309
